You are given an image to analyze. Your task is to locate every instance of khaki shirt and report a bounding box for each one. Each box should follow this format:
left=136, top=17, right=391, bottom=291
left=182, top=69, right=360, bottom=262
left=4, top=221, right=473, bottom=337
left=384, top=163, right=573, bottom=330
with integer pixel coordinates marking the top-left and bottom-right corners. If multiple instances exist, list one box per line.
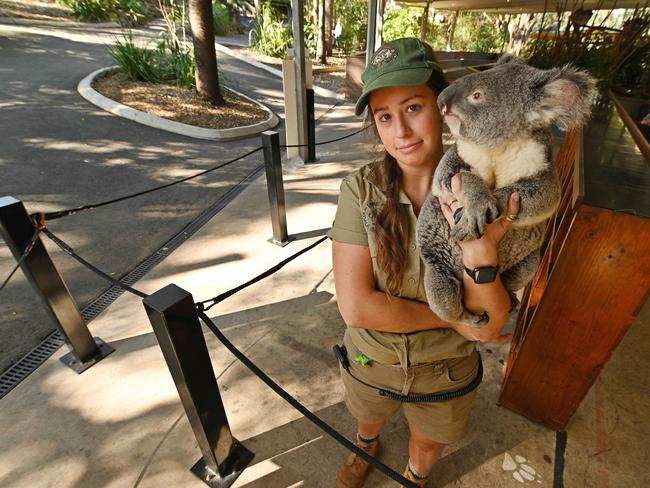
left=327, top=160, right=475, bottom=367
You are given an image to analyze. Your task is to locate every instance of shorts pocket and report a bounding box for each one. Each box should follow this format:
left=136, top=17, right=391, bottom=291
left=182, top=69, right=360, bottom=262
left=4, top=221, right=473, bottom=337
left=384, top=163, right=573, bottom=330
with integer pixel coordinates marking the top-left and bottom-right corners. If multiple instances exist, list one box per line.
left=444, top=352, right=479, bottom=386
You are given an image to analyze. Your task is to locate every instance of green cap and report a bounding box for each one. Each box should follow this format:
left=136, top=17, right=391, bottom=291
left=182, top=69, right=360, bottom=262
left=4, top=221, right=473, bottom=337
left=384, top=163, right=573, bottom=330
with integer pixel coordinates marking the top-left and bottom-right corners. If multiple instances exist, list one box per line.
left=355, top=37, right=442, bottom=116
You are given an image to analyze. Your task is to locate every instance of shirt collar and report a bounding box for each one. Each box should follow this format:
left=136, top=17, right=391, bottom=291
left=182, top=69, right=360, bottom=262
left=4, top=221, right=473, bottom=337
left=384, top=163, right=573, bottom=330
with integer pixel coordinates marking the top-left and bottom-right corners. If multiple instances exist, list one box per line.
left=364, top=160, right=413, bottom=206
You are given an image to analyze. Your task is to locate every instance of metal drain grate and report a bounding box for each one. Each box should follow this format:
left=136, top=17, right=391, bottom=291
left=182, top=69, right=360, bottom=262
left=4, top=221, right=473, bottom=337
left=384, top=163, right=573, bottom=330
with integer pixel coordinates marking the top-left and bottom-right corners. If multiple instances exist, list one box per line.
left=0, top=331, right=65, bottom=397
left=0, top=164, right=263, bottom=399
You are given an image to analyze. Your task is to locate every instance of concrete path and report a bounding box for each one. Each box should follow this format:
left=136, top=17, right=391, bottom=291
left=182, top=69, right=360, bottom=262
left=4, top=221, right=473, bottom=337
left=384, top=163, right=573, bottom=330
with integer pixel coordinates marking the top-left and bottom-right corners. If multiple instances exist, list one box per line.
left=0, top=20, right=339, bottom=371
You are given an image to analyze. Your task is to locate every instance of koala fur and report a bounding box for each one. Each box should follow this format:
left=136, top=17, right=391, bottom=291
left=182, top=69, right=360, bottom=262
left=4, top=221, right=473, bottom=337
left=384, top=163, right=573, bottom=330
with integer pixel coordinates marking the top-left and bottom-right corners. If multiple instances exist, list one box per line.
left=416, top=56, right=597, bottom=327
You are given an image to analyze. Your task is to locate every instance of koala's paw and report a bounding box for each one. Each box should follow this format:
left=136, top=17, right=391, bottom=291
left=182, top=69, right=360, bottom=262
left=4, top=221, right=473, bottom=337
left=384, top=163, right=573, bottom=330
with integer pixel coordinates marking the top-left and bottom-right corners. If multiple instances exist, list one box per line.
left=452, top=196, right=499, bottom=241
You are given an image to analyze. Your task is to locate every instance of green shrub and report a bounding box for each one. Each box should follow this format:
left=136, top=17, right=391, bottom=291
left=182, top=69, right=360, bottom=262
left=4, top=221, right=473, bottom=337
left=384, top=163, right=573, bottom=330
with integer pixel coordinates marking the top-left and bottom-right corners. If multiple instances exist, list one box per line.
left=250, top=2, right=292, bottom=58
left=212, top=0, right=232, bottom=35
left=108, top=34, right=160, bottom=81
left=382, top=6, right=421, bottom=42
left=108, top=33, right=197, bottom=88
left=334, top=0, right=367, bottom=53
left=59, top=0, right=147, bottom=25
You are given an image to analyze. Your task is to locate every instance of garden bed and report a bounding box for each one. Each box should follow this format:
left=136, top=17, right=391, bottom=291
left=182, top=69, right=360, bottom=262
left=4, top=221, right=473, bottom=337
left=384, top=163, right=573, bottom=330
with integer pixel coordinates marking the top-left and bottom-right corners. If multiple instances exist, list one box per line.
left=92, top=70, right=269, bottom=130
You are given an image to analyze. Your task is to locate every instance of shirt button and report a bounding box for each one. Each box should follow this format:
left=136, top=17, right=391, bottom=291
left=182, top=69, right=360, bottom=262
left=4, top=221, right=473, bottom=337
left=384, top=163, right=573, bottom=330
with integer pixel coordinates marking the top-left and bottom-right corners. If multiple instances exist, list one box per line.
left=410, top=243, right=417, bottom=251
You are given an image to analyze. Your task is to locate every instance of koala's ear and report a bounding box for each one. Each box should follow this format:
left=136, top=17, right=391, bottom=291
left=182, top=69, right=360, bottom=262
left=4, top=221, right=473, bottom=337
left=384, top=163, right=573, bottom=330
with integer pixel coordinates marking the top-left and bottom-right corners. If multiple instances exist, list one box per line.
left=496, top=54, right=526, bottom=65
left=528, top=65, right=598, bottom=130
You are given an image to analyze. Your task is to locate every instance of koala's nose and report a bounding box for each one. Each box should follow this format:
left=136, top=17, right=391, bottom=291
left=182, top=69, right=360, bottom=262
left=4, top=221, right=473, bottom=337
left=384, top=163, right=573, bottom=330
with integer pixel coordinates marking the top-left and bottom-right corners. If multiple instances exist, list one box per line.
left=437, top=85, right=455, bottom=114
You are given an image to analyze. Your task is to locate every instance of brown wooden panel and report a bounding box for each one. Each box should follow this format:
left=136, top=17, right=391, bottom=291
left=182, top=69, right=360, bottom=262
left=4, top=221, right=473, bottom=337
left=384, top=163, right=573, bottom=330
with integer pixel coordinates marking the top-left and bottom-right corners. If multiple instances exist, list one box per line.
left=499, top=205, right=650, bottom=430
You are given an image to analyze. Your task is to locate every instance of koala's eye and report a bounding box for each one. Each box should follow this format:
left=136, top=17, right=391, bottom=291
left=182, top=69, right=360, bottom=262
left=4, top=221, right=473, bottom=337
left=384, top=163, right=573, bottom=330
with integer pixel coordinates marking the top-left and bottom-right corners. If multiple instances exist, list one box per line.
left=471, top=91, right=483, bottom=101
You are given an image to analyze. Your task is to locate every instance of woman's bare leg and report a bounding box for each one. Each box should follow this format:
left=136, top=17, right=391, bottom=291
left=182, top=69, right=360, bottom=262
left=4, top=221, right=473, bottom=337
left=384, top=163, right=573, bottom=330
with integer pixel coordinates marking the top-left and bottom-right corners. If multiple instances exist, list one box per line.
left=407, top=422, right=446, bottom=476
left=358, top=419, right=385, bottom=439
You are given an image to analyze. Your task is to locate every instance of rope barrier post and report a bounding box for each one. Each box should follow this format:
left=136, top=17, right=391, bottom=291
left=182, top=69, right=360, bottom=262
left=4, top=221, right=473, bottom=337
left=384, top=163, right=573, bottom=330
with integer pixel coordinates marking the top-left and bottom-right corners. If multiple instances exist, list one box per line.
left=143, top=284, right=253, bottom=487
left=261, top=131, right=290, bottom=247
left=306, top=88, right=317, bottom=163
left=0, top=196, right=113, bottom=373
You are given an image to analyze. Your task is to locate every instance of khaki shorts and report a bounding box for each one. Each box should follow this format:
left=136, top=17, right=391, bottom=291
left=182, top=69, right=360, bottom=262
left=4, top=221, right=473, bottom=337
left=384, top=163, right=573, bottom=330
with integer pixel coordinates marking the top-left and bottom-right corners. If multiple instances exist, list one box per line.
left=340, top=333, right=479, bottom=444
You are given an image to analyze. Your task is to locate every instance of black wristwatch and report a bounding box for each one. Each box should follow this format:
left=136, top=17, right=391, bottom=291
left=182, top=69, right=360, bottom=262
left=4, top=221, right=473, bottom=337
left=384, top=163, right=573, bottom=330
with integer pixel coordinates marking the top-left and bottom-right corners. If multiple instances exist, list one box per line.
left=464, top=265, right=498, bottom=284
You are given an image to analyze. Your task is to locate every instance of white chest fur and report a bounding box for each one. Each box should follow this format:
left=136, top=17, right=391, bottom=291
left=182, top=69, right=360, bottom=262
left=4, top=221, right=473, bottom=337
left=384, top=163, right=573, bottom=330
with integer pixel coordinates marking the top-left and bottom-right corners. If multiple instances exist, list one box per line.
left=457, top=137, right=547, bottom=189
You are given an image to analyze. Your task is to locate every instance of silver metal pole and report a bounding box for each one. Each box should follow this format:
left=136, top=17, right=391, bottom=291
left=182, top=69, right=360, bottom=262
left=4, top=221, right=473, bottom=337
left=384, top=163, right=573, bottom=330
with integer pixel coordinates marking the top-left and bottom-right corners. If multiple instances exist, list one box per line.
left=365, top=0, right=378, bottom=67
left=291, top=0, right=309, bottom=163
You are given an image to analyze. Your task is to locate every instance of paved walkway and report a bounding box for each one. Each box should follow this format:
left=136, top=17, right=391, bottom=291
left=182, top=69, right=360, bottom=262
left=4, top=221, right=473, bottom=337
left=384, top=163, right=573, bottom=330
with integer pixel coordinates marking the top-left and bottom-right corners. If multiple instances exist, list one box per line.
left=0, top=20, right=339, bottom=371
left=1, top=18, right=649, bottom=488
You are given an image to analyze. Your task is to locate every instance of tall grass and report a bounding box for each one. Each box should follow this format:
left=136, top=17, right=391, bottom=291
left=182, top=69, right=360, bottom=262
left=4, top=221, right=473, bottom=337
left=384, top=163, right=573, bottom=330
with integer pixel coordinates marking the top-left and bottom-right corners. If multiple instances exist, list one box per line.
left=108, top=34, right=197, bottom=88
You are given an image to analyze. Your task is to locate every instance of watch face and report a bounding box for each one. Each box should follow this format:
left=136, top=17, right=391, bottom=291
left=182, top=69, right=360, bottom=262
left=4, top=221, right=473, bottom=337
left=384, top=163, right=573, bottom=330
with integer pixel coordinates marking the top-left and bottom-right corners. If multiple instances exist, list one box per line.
left=475, top=267, right=498, bottom=284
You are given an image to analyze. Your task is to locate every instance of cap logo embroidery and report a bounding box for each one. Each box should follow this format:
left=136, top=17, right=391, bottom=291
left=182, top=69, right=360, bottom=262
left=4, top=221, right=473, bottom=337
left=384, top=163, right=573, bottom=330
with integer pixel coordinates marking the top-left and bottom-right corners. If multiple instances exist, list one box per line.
left=371, top=45, right=397, bottom=67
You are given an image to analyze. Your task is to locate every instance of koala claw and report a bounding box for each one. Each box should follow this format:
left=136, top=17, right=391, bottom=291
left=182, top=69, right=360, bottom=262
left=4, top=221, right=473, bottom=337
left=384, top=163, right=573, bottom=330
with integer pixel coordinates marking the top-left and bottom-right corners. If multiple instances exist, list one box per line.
left=452, top=197, right=499, bottom=241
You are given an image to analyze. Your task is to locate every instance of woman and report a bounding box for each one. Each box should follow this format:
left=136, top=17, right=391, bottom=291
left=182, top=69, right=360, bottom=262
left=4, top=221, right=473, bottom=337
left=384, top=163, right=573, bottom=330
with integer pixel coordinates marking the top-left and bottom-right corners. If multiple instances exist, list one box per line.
left=327, top=38, right=520, bottom=487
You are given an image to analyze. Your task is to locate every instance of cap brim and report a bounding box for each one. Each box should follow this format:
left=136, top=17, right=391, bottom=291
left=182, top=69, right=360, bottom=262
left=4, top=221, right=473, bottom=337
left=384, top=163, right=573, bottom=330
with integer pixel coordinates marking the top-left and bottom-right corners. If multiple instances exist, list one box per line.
left=354, top=67, right=433, bottom=116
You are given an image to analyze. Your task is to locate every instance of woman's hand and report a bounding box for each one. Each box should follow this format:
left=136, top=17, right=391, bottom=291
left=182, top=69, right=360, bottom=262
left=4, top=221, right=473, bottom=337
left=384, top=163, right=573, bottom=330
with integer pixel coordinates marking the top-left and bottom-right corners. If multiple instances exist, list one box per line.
left=438, top=173, right=521, bottom=343
left=452, top=322, right=512, bottom=344
left=439, top=174, right=520, bottom=268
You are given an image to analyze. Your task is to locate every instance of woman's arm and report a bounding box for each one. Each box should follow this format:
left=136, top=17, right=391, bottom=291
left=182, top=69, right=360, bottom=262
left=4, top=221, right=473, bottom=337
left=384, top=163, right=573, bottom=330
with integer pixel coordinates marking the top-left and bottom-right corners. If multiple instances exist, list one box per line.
left=332, top=240, right=453, bottom=333
left=439, top=174, right=521, bottom=343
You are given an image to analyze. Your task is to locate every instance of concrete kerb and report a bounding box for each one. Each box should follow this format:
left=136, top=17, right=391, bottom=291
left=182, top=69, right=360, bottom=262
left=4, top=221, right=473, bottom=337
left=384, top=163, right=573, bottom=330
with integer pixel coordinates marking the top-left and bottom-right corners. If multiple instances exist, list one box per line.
left=78, top=66, right=280, bottom=141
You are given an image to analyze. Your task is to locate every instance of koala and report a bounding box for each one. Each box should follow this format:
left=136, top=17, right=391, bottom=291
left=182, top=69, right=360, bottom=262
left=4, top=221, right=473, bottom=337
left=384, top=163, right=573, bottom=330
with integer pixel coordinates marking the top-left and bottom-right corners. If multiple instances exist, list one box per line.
left=416, top=55, right=597, bottom=327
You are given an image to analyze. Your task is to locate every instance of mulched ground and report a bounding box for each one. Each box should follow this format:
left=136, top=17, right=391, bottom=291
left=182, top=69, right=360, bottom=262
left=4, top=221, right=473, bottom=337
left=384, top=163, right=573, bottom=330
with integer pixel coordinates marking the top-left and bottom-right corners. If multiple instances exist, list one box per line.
left=93, top=70, right=269, bottom=129
left=0, top=0, right=75, bottom=21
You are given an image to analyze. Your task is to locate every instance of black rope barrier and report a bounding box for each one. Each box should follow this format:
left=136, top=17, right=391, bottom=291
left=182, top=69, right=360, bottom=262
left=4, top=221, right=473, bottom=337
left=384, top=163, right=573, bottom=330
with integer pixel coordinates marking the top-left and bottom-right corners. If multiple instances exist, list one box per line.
left=30, top=125, right=369, bottom=225
left=280, top=125, right=370, bottom=148
left=33, top=146, right=264, bottom=222
left=0, top=228, right=40, bottom=294
left=198, top=311, right=418, bottom=488
left=197, top=235, right=328, bottom=312
left=31, top=225, right=414, bottom=485
left=42, top=228, right=149, bottom=299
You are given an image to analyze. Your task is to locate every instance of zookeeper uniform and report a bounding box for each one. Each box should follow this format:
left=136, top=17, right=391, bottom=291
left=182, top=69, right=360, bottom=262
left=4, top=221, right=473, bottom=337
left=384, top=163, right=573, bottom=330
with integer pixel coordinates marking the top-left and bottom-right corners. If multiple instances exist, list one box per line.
left=327, top=159, right=480, bottom=444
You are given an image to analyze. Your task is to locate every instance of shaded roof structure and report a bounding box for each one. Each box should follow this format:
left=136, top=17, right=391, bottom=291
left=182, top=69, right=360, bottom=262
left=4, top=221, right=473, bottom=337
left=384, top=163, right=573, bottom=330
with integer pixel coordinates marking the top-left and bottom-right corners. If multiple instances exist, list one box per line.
left=399, top=0, right=648, bottom=13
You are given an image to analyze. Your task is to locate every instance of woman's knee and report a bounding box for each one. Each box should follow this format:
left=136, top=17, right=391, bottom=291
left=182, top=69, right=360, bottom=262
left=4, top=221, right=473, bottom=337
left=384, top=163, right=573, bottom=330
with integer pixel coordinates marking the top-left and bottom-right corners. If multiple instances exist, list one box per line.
left=408, top=422, right=446, bottom=450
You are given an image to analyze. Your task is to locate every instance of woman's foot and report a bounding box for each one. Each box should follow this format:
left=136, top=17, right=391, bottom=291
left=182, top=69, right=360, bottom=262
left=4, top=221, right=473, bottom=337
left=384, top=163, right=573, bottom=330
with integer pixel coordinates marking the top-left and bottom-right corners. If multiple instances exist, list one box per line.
left=335, top=435, right=380, bottom=488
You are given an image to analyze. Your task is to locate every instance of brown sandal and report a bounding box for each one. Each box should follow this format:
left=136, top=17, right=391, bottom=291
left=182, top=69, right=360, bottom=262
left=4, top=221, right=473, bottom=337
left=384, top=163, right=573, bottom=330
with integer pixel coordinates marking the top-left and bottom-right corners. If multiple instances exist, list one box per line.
left=335, top=437, right=380, bottom=488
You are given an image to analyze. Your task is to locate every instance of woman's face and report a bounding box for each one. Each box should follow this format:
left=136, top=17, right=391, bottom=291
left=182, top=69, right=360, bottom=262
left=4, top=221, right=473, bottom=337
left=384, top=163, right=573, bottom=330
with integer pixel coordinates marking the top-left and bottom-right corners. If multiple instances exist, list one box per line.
left=369, top=83, right=443, bottom=172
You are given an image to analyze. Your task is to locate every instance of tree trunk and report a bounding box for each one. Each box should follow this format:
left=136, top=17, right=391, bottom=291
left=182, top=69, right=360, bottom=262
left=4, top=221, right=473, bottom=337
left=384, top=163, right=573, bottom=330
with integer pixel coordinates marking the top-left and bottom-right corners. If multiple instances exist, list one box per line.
left=189, top=0, right=224, bottom=105
left=507, top=13, right=536, bottom=56
left=420, top=0, right=430, bottom=40
left=317, top=0, right=327, bottom=63
left=324, top=0, right=333, bottom=56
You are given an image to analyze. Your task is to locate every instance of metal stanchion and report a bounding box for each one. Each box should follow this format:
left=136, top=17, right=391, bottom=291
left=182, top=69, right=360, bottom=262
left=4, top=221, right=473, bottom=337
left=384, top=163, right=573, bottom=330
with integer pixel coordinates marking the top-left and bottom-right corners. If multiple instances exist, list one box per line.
left=261, top=131, right=290, bottom=246
left=0, top=196, right=113, bottom=373
left=306, top=88, right=317, bottom=163
left=143, top=284, right=253, bottom=488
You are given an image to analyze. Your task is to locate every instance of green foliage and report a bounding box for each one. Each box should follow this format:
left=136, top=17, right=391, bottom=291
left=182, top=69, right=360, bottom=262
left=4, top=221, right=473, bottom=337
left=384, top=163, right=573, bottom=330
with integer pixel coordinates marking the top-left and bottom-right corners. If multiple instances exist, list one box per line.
left=212, top=1, right=231, bottom=35
left=524, top=9, right=650, bottom=93
left=450, top=12, right=504, bottom=52
left=250, top=2, right=292, bottom=58
left=108, top=33, right=197, bottom=88
left=108, top=34, right=159, bottom=81
left=334, top=0, right=367, bottom=53
left=382, top=6, right=421, bottom=42
left=59, top=0, right=147, bottom=25
left=303, top=13, right=317, bottom=56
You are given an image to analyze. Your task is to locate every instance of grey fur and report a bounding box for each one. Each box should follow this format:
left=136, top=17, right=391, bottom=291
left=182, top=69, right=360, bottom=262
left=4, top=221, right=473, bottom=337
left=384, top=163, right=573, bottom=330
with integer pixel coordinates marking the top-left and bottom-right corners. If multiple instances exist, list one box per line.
left=416, top=56, right=597, bottom=327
